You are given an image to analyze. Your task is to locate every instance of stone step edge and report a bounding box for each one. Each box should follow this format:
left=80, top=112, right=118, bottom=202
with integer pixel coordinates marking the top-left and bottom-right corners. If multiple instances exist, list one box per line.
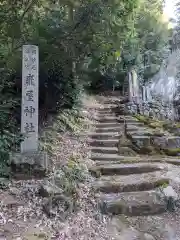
left=93, top=177, right=169, bottom=193
left=98, top=188, right=176, bottom=216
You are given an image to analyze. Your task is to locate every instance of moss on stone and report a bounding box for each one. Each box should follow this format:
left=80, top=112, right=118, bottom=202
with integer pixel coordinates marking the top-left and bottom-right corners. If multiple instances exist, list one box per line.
left=162, top=123, right=172, bottom=130
left=163, top=148, right=180, bottom=156
left=149, top=121, right=163, bottom=129
left=135, top=114, right=149, bottom=124
left=174, top=123, right=180, bottom=128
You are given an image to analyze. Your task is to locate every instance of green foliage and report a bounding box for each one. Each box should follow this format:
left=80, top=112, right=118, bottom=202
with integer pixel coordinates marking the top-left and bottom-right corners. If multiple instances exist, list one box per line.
left=0, top=69, right=23, bottom=176
left=54, top=154, right=88, bottom=196
left=120, top=0, right=170, bottom=83
left=0, top=0, right=170, bottom=173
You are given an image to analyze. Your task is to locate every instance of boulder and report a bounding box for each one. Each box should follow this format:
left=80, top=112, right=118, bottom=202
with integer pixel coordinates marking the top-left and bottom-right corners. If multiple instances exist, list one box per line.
left=39, top=180, right=63, bottom=197
left=160, top=186, right=178, bottom=211
left=100, top=190, right=167, bottom=216
left=130, top=136, right=154, bottom=154
left=152, top=136, right=180, bottom=156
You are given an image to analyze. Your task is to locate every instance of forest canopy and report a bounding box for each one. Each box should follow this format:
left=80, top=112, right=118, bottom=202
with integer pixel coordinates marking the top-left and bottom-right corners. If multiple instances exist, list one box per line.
left=0, top=0, right=170, bottom=171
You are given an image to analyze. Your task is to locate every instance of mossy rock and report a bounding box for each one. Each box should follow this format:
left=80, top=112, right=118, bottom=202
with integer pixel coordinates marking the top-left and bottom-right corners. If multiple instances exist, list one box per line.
left=149, top=121, right=163, bottom=129
left=135, top=114, right=149, bottom=124
left=89, top=168, right=101, bottom=178
left=132, top=144, right=155, bottom=155
left=152, top=130, right=165, bottom=137
left=174, top=123, right=180, bottom=128
left=162, top=123, right=172, bottom=130
left=163, top=148, right=180, bottom=156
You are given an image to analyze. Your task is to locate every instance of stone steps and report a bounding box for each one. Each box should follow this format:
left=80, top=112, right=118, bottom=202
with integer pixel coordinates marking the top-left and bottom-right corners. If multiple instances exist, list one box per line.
left=97, top=112, right=115, bottom=117
left=95, top=126, right=123, bottom=133
left=89, top=139, right=119, bottom=147
left=95, top=122, right=122, bottom=128
left=95, top=117, right=119, bottom=123
left=99, top=190, right=167, bottom=216
left=91, top=151, right=180, bottom=163
left=94, top=156, right=180, bottom=165
left=90, top=163, right=165, bottom=176
left=89, top=132, right=120, bottom=140
left=89, top=99, right=178, bottom=219
left=93, top=172, right=169, bottom=193
left=91, top=153, right=137, bottom=161
left=90, top=147, right=118, bottom=154
left=97, top=106, right=117, bottom=112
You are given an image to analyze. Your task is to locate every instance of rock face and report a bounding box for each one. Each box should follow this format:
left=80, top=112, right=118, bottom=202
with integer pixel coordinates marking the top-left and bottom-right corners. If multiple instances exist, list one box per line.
left=127, top=50, right=180, bottom=121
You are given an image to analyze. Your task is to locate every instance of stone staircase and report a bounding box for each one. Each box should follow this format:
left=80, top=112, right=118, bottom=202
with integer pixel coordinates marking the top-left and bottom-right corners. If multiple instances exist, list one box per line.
left=89, top=97, right=180, bottom=219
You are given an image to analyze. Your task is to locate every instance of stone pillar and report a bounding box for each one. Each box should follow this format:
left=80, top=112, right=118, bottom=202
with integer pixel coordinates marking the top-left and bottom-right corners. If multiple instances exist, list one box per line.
left=128, top=72, right=133, bottom=102
left=142, top=86, right=146, bottom=102
left=21, top=45, right=39, bottom=153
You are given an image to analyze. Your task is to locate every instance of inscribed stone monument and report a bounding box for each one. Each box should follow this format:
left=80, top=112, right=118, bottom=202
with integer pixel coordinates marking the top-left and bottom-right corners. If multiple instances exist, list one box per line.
left=21, top=45, right=39, bottom=153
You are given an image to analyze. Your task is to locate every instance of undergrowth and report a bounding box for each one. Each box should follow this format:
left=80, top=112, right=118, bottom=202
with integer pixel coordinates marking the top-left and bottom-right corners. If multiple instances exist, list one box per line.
left=40, top=105, right=89, bottom=202
left=40, top=107, right=84, bottom=155
left=53, top=154, right=88, bottom=197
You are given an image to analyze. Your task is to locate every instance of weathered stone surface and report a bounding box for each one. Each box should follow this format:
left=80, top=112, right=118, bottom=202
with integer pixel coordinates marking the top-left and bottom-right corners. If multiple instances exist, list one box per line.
left=0, top=178, right=10, bottom=189
left=90, top=163, right=164, bottom=176
left=130, top=136, right=154, bottom=154
left=90, top=147, right=118, bottom=154
left=10, top=152, right=48, bottom=167
left=96, top=116, right=119, bottom=123
left=91, top=153, right=138, bottom=161
left=90, top=139, right=119, bottom=148
left=95, top=126, right=123, bottom=133
left=91, top=152, right=179, bottom=163
left=95, top=122, right=122, bottom=128
left=89, top=132, right=120, bottom=140
left=10, top=152, right=49, bottom=179
left=118, top=146, right=137, bottom=156
left=152, top=136, right=180, bottom=149
left=126, top=125, right=142, bottom=131
left=0, top=192, right=24, bottom=208
left=127, top=129, right=153, bottom=137
left=39, top=180, right=63, bottom=197
left=159, top=186, right=178, bottom=211
left=94, top=172, right=169, bottom=193
left=118, top=134, right=132, bottom=147
left=100, top=190, right=167, bottom=216
left=163, top=186, right=178, bottom=199
left=143, top=233, right=155, bottom=240
left=152, top=136, right=180, bottom=155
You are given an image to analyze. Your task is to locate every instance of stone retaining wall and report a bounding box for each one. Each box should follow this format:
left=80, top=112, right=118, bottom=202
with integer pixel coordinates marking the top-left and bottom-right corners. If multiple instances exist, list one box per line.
left=126, top=48, right=180, bottom=121
left=126, top=101, right=177, bottom=121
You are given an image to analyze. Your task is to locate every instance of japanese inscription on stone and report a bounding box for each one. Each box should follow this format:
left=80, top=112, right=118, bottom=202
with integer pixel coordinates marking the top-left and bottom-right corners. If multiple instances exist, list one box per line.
left=21, top=45, right=39, bottom=153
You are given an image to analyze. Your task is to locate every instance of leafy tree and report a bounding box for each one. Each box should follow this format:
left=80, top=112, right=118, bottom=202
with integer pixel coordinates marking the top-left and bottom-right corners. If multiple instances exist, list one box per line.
left=0, top=0, right=140, bottom=172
